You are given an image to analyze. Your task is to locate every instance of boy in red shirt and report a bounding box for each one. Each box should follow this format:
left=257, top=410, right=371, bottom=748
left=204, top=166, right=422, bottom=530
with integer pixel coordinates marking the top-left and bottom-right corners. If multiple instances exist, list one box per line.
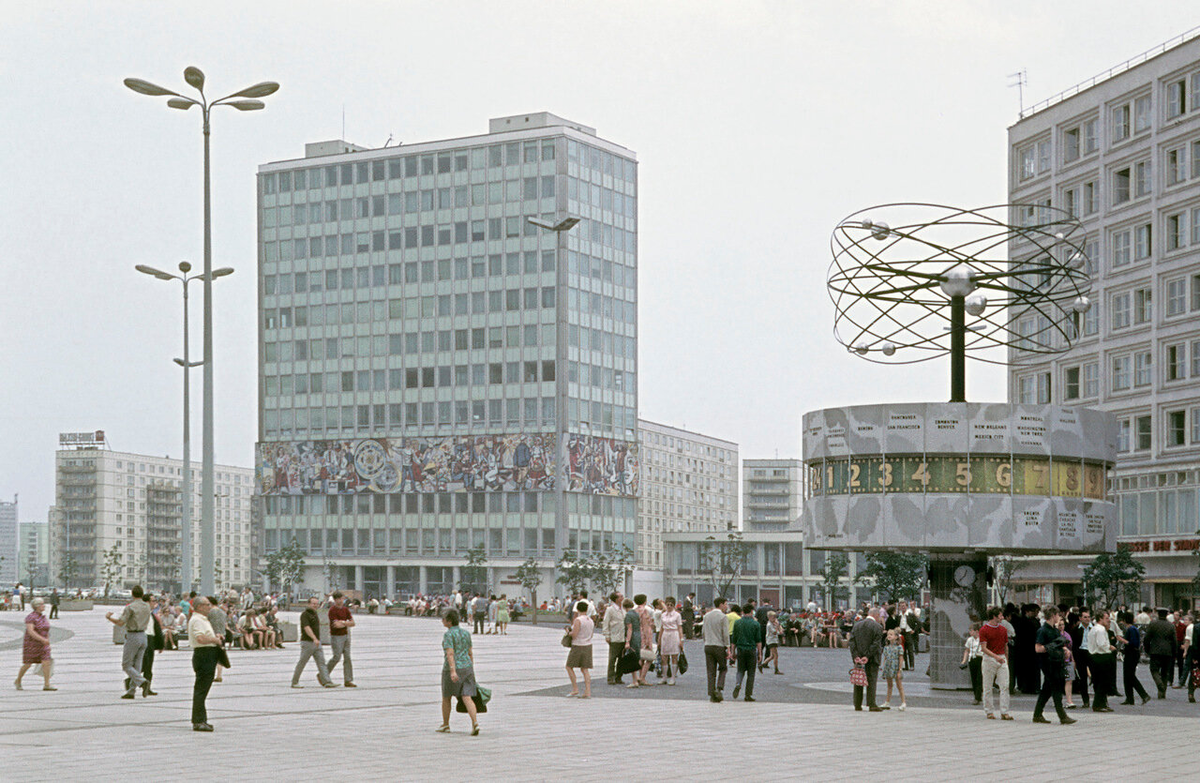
left=978, top=606, right=1012, bottom=720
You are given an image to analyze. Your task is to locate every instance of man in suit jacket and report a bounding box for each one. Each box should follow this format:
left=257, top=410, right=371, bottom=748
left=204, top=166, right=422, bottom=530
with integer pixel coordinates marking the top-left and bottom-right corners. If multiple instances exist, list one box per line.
left=125, top=593, right=165, bottom=697
left=849, top=608, right=885, bottom=711
left=681, top=594, right=696, bottom=640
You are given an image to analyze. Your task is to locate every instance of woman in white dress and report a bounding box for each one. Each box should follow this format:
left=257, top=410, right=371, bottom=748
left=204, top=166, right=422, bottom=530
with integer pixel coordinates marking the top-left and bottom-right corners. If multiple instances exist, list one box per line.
left=658, top=597, right=683, bottom=685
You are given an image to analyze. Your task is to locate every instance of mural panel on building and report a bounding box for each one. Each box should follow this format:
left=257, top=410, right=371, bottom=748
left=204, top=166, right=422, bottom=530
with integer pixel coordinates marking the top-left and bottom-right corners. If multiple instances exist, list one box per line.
left=257, top=434, right=555, bottom=495
left=567, top=435, right=639, bottom=497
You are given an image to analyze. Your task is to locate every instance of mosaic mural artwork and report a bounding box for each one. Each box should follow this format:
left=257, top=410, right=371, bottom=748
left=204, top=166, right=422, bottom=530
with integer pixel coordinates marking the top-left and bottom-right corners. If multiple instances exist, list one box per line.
left=257, top=434, right=556, bottom=495
left=566, top=435, right=639, bottom=497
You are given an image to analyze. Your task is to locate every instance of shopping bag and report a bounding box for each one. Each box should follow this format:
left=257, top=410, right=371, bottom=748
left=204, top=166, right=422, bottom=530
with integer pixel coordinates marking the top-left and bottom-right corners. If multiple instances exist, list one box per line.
left=677, top=649, right=689, bottom=675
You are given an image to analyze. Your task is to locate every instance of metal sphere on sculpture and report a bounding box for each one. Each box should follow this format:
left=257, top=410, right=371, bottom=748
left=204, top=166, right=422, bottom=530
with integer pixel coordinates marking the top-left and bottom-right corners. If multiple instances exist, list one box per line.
left=1072, top=295, right=1091, bottom=313
left=828, top=202, right=1092, bottom=365
left=881, top=342, right=897, bottom=356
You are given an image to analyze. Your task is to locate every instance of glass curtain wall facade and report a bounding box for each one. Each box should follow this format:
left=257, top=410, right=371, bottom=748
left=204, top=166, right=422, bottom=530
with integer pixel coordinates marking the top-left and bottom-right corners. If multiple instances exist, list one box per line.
left=256, top=115, right=638, bottom=596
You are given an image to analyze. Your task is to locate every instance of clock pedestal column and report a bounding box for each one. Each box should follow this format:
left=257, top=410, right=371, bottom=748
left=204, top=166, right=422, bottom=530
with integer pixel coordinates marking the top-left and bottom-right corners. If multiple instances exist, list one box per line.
left=927, top=553, right=988, bottom=690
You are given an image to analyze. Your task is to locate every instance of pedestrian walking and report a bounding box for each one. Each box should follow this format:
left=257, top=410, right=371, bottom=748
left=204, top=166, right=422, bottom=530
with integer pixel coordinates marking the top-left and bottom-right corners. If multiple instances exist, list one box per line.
left=326, top=591, right=356, bottom=687
left=731, top=603, right=762, bottom=702
left=1144, top=609, right=1177, bottom=699
left=603, top=591, right=626, bottom=685
left=187, top=596, right=222, bottom=732
left=471, top=593, right=487, bottom=635
left=125, top=594, right=163, bottom=696
left=436, top=610, right=479, bottom=735
left=1116, top=612, right=1150, bottom=704
left=291, top=596, right=336, bottom=688
left=106, top=584, right=151, bottom=699
left=622, top=598, right=645, bottom=688
left=979, top=606, right=1012, bottom=720
left=206, top=597, right=228, bottom=683
left=49, top=589, right=60, bottom=620
left=962, top=624, right=983, bottom=705
left=1086, top=610, right=1116, bottom=713
left=1032, top=605, right=1075, bottom=725
left=703, top=597, right=730, bottom=702
left=566, top=601, right=594, bottom=698
left=15, top=597, right=54, bottom=691
left=681, top=593, right=696, bottom=640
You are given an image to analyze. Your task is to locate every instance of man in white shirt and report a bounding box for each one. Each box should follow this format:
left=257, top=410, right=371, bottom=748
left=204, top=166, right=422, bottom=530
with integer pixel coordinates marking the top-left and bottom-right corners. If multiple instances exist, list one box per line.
left=1086, top=610, right=1115, bottom=712
left=187, top=596, right=223, bottom=732
left=602, top=592, right=627, bottom=685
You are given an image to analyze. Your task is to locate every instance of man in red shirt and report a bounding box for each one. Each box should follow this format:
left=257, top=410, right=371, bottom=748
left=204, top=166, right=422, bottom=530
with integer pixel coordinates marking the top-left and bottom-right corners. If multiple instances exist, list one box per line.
left=327, top=591, right=357, bottom=687
left=978, top=606, right=1012, bottom=720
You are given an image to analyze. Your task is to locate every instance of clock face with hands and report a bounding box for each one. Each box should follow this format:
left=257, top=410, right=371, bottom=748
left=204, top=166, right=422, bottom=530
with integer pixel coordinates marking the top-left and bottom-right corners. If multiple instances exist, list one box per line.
left=953, top=565, right=976, bottom=588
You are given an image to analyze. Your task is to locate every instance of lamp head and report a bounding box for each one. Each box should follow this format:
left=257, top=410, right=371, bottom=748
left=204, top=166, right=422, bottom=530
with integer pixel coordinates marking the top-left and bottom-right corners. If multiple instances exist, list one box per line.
left=209, top=267, right=235, bottom=279
left=124, top=78, right=177, bottom=97
left=183, top=66, right=205, bottom=91
left=225, top=100, right=265, bottom=111
left=167, top=98, right=195, bottom=111
left=178, top=261, right=192, bottom=274
left=135, top=264, right=174, bottom=281
left=228, top=81, right=280, bottom=99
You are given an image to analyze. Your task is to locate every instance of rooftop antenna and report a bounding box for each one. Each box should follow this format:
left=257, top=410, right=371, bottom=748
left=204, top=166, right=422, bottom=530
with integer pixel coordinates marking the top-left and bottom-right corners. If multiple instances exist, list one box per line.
left=1008, top=69, right=1027, bottom=115
left=383, top=134, right=394, bottom=148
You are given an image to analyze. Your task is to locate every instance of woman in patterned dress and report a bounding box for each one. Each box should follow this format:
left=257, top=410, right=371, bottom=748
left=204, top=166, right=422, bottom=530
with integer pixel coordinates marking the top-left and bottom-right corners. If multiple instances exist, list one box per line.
left=881, top=628, right=905, bottom=710
left=658, top=597, right=683, bottom=685
left=15, top=597, right=55, bottom=691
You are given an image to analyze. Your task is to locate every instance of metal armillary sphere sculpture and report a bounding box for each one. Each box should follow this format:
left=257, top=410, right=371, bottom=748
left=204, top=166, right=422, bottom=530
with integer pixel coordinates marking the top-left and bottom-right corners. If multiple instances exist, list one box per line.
left=828, top=203, right=1093, bottom=402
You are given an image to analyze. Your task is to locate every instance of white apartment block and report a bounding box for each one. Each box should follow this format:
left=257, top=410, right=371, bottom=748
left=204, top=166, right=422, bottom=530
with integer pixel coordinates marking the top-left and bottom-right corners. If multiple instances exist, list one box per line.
left=0, top=495, right=16, bottom=585
left=637, top=420, right=737, bottom=568
left=743, top=459, right=803, bottom=531
left=1009, top=32, right=1200, bottom=608
left=49, top=444, right=254, bottom=592
left=18, top=521, right=48, bottom=585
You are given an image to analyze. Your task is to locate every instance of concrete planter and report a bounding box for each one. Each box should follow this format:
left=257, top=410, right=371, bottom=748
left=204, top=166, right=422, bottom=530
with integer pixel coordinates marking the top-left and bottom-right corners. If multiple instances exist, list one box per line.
left=60, top=600, right=93, bottom=612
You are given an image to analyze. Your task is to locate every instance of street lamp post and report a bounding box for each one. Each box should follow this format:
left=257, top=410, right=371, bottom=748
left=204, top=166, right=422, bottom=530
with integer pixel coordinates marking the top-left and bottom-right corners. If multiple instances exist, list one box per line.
left=527, top=216, right=580, bottom=571
left=136, top=262, right=234, bottom=595
left=125, top=68, right=277, bottom=595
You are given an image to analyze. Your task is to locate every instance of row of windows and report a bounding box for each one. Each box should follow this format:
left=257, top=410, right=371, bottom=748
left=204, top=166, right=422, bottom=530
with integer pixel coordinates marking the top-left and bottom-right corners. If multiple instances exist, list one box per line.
left=261, top=138, right=634, bottom=195
left=1018, top=72, right=1200, bottom=180
left=263, top=286, right=557, bottom=329
left=264, top=360, right=557, bottom=396
left=1115, top=407, right=1200, bottom=453
left=264, top=489, right=635, bottom=518
left=1023, top=340, right=1200, bottom=404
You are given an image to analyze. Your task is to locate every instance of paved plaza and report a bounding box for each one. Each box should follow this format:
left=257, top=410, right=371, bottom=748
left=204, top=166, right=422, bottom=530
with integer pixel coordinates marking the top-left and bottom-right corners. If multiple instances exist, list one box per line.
left=1, top=608, right=1196, bottom=782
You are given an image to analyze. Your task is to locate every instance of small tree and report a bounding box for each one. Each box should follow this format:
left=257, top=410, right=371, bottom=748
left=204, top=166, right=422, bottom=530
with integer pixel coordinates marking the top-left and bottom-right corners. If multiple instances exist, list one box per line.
left=461, top=544, right=489, bottom=595
left=700, top=532, right=750, bottom=602
left=556, top=549, right=592, bottom=596
left=990, top=554, right=1029, bottom=606
left=58, top=553, right=78, bottom=589
left=856, top=551, right=928, bottom=603
left=514, top=557, right=544, bottom=625
left=591, top=544, right=635, bottom=596
left=321, top=555, right=340, bottom=594
left=1082, top=545, right=1145, bottom=609
left=265, top=537, right=306, bottom=595
left=818, top=551, right=851, bottom=609
left=101, top=543, right=122, bottom=596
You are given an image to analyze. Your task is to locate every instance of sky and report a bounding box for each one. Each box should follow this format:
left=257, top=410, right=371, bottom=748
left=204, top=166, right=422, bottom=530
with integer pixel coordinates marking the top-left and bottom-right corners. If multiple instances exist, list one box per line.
left=0, top=1, right=1193, bottom=523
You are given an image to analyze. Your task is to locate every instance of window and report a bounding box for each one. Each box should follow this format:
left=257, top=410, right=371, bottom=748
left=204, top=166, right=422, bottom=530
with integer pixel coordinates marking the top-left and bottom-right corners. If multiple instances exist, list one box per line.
left=1134, top=160, right=1151, bottom=197
left=1112, top=103, right=1131, bottom=142
left=1134, top=350, right=1152, bottom=387
left=1064, top=366, right=1080, bottom=400
left=1118, top=419, right=1131, bottom=452
left=1112, top=167, right=1130, bottom=204
left=1134, top=287, right=1152, bottom=324
left=1178, top=411, right=1198, bottom=446
left=1111, top=229, right=1131, bottom=268
left=1063, top=187, right=1077, bottom=218
left=1018, top=145, right=1036, bottom=180
left=1167, top=278, right=1186, bottom=316
left=1082, top=181, right=1098, bottom=214
left=1168, top=77, right=1188, bottom=118
left=1166, top=343, right=1186, bottom=381
left=1083, top=118, right=1098, bottom=154
left=1083, top=361, right=1099, bottom=397
left=1063, top=126, right=1080, bottom=163
left=1134, top=224, right=1152, bottom=260
left=1036, top=139, right=1050, bottom=174
left=1134, top=95, right=1152, bottom=133
left=1167, top=146, right=1187, bottom=185
left=1135, top=415, right=1152, bottom=451
left=1017, top=376, right=1035, bottom=404
left=1167, top=213, right=1186, bottom=251
left=1193, top=274, right=1200, bottom=311
left=1111, top=291, right=1131, bottom=329
left=1112, top=355, right=1131, bottom=391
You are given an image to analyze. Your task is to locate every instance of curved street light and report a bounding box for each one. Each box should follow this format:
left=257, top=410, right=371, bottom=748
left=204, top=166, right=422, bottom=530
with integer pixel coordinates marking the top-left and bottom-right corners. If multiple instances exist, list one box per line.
left=125, top=67, right=276, bottom=596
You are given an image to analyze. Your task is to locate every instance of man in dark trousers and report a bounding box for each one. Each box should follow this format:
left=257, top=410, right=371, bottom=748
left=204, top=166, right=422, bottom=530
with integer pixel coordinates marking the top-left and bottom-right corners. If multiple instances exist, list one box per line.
left=186, top=596, right=222, bottom=732
left=1068, top=609, right=1091, bottom=708
left=732, top=603, right=762, bottom=701
left=681, top=593, right=696, bottom=640
left=49, top=589, right=60, bottom=619
left=291, top=596, right=336, bottom=688
left=703, top=598, right=731, bottom=702
left=1116, top=612, right=1150, bottom=704
left=849, top=608, right=884, bottom=712
left=1144, top=608, right=1177, bottom=699
left=1032, top=605, right=1075, bottom=725
left=1015, top=604, right=1042, bottom=694
left=754, top=599, right=772, bottom=671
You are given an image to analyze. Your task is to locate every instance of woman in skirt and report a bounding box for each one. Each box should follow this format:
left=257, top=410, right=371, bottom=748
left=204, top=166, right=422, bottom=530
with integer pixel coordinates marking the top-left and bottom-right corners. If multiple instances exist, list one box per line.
left=15, top=597, right=55, bottom=691
left=566, top=600, right=594, bottom=698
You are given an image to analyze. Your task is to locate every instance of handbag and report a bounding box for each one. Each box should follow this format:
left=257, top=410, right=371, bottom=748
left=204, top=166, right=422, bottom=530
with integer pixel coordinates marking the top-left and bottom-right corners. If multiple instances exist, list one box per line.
left=217, top=647, right=232, bottom=669
left=561, top=631, right=573, bottom=648
left=850, top=656, right=867, bottom=687
left=677, top=649, right=689, bottom=675
left=617, top=648, right=641, bottom=675
left=640, top=647, right=656, bottom=663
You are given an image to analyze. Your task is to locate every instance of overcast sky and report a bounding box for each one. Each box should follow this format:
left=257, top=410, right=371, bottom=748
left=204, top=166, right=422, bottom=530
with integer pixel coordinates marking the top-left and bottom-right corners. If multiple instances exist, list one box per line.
left=0, top=2, right=1191, bottom=522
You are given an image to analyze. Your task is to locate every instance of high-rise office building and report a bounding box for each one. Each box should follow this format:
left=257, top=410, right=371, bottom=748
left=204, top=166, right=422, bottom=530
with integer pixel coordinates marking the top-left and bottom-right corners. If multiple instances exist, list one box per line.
left=1008, top=32, right=1200, bottom=607
left=255, top=113, right=639, bottom=597
left=637, top=420, right=737, bottom=569
left=48, top=438, right=254, bottom=591
left=18, top=521, right=48, bottom=585
left=742, top=459, right=803, bottom=531
left=0, top=495, right=16, bottom=585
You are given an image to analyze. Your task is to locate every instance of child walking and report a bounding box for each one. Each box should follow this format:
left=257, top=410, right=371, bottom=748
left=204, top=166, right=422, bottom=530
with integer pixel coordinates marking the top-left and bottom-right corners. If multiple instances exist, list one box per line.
left=961, top=624, right=983, bottom=704
left=882, top=629, right=907, bottom=710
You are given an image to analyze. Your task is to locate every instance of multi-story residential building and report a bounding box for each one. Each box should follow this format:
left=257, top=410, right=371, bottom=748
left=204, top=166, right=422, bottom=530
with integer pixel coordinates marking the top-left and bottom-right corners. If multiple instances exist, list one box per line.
left=48, top=439, right=254, bottom=592
left=255, top=113, right=639, bottom=598
left=0, top=495, right=16, bottom=585
left=1008, top=32, right=1200, bottom=608
left=637, top=420, right=737, bottom=569
left=18, top=522, right=48, bottom=586
left=742, top=459, right=803, bottom=531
